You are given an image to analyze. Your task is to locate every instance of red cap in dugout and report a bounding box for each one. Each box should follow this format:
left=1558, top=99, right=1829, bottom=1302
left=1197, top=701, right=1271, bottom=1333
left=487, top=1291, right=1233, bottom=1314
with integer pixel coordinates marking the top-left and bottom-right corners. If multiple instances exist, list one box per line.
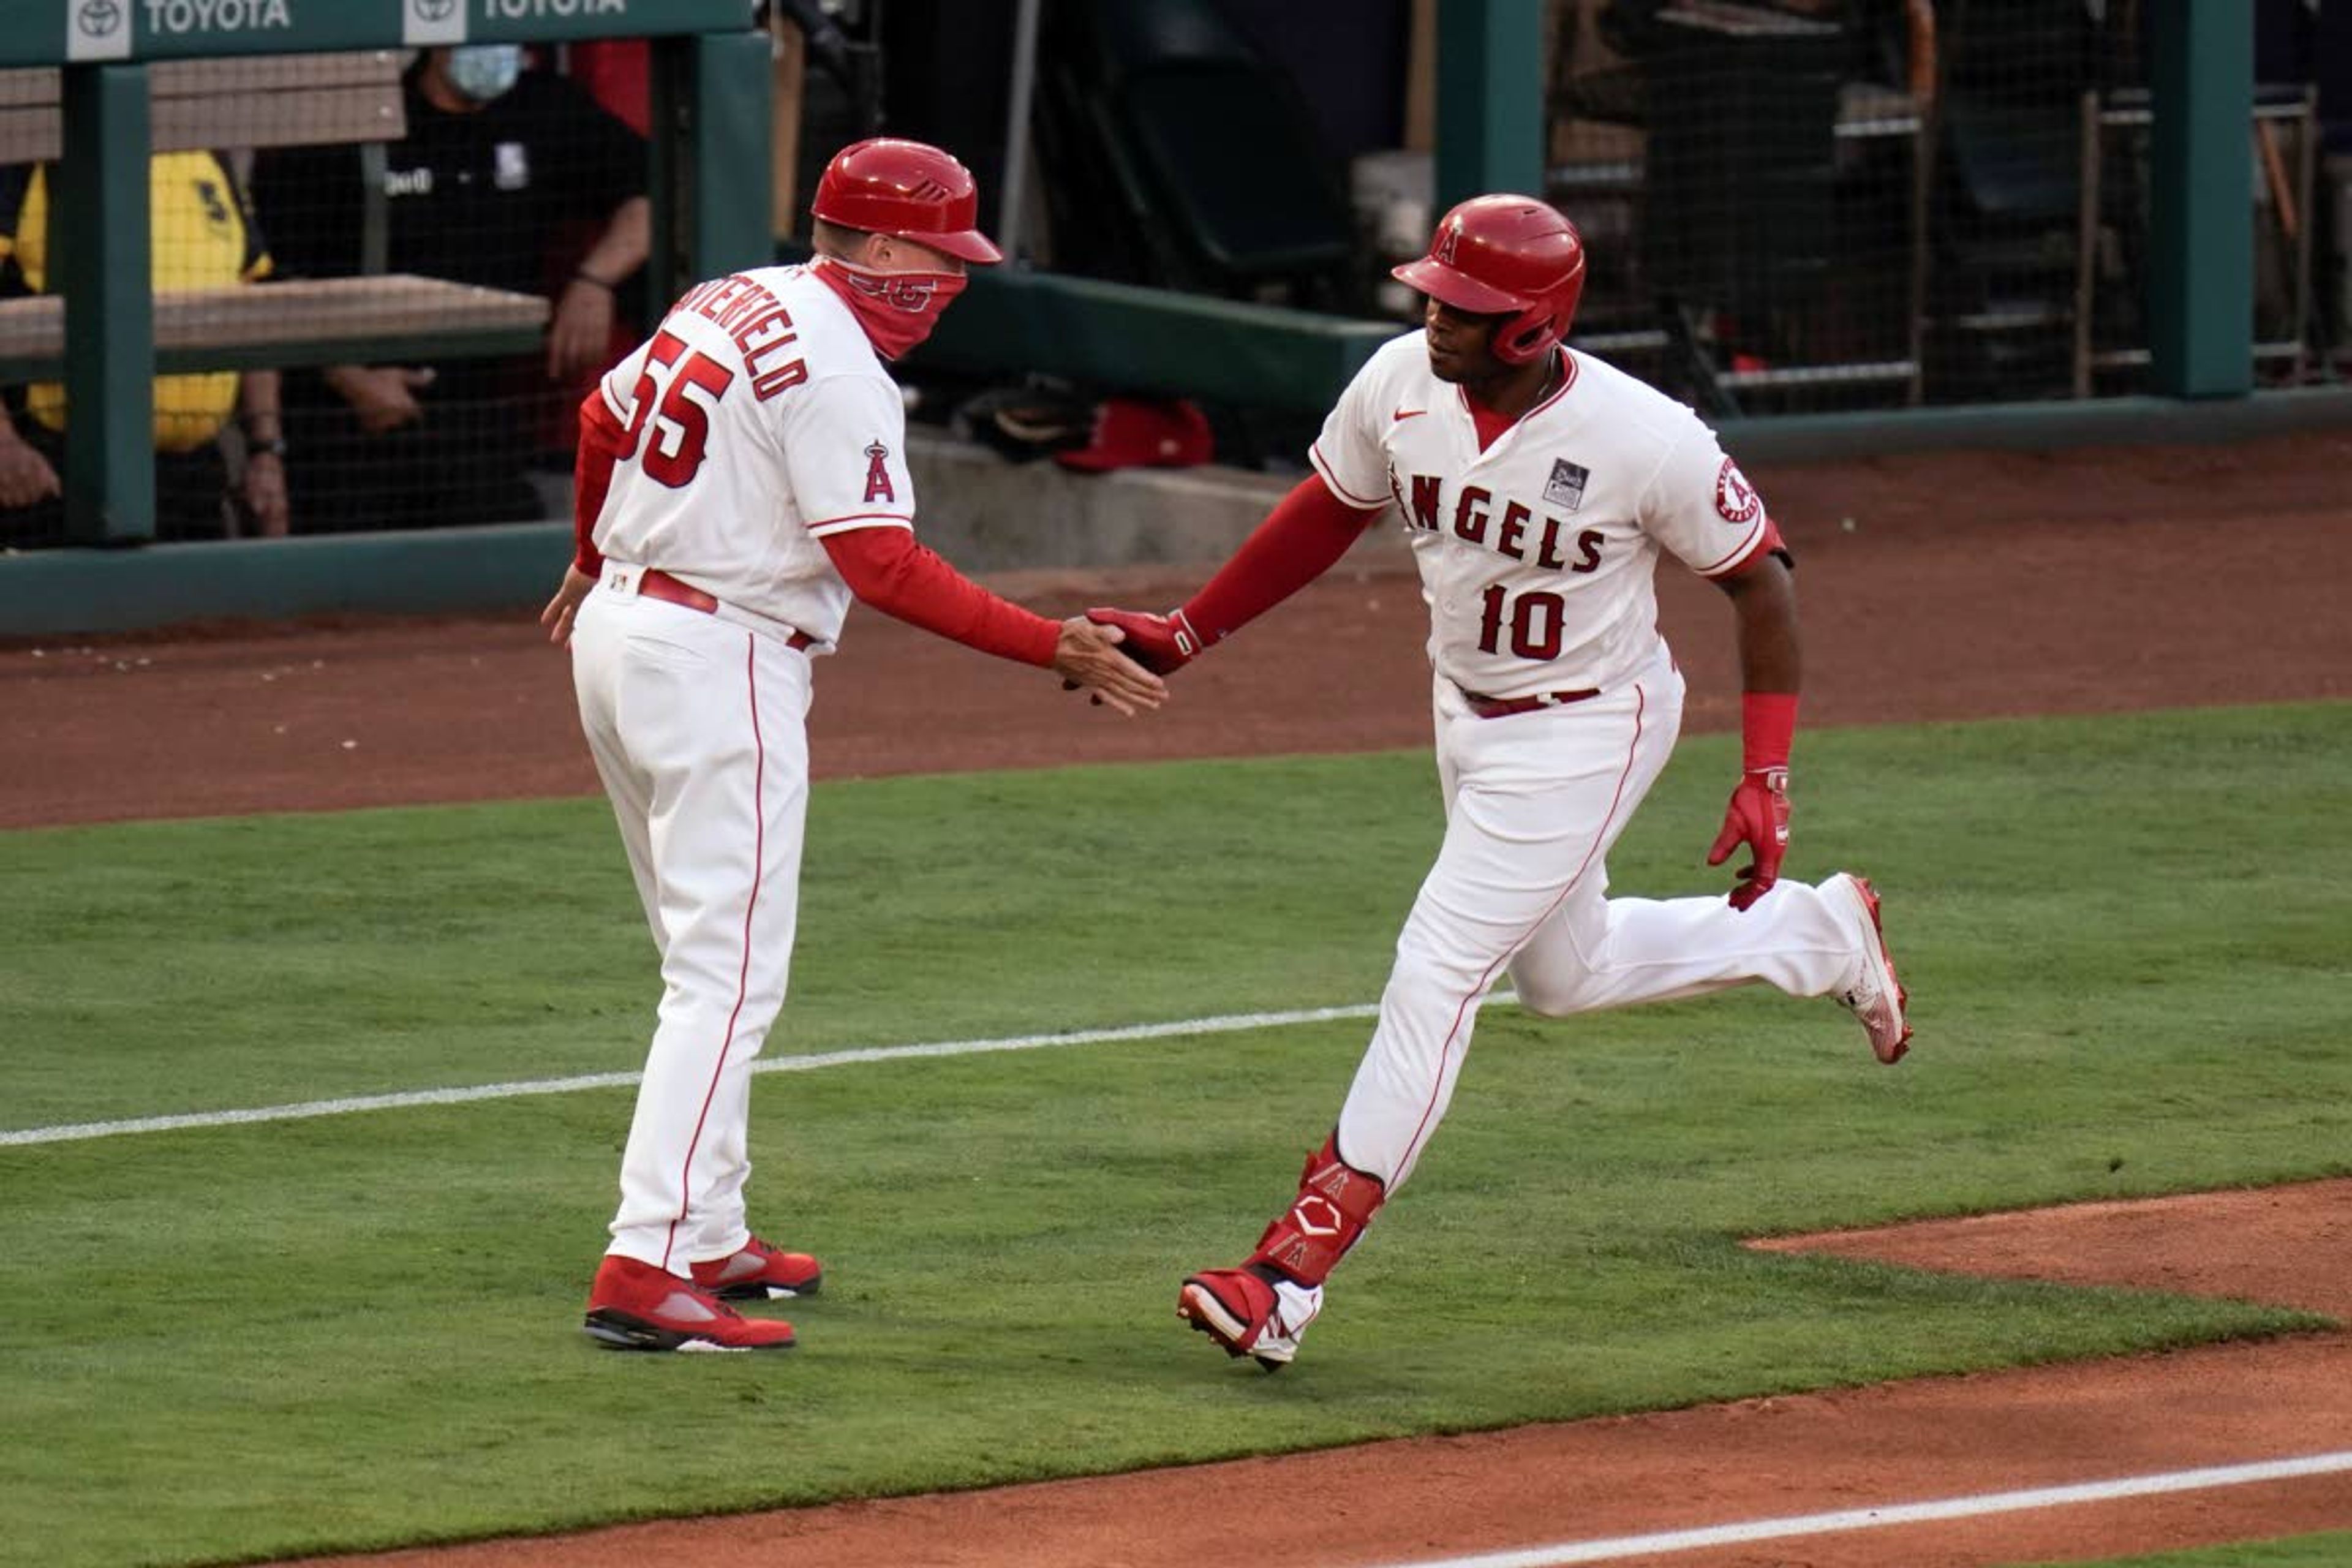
left=1393, top=194, right=1586, bottom=365
left=1055, top=397, right=1213, bottom=472
left=813, top=137, right=1004, bottom=265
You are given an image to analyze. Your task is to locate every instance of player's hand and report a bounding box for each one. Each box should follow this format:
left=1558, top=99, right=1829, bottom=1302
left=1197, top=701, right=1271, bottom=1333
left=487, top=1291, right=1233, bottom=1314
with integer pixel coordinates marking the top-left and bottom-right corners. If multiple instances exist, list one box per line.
left=240, top=450, right=289, bottom=537
left=329, top=366, right=434, bottom=434
left=1053, top=616, right=1167, bottom=716
left=1082, top=606, right=1202, bottom=676
left=0, top=431, right=61, bottom=509
left=540, top=565, right=597, bottom=647
left=549, top=278, right=617, bottom=382
left=1706, top=767, right=1790, bottom=911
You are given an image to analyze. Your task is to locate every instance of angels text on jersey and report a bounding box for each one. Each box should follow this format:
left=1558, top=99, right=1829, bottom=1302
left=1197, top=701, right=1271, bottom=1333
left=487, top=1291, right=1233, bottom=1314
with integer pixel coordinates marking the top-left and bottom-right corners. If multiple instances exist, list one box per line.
left=1388, top=466, right=1605, bottom=577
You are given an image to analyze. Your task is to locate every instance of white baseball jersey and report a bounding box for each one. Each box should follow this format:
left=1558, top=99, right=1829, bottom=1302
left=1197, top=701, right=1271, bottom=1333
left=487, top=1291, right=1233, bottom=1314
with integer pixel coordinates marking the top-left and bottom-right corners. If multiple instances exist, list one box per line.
left=1310, top=333, right=1771, bottom=700
left=589, top=262, right=917, bottom=647
left=1196, top=330, right=1891, bottom=1340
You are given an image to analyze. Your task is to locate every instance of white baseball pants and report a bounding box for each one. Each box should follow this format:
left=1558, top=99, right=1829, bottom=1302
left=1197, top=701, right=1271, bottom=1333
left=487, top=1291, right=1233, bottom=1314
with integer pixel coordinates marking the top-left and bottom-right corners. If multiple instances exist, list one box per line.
left=570, top=574, right=812, bottom=1274
left=1336, top=646, right=1862, bottom=1190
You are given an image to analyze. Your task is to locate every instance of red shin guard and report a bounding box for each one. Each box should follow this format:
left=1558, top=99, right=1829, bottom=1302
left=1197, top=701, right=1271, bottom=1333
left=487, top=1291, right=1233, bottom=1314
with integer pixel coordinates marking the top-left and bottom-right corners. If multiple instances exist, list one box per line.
left=1245, top=1133, right=1386, bottom=1286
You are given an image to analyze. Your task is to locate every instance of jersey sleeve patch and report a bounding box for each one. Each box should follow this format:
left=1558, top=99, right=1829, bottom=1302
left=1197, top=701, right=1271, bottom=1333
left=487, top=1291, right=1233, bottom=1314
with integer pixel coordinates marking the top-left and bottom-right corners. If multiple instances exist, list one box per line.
left=861, top=440, right=897, bottom=503
left=1714, top=458, right=1763, bottom=524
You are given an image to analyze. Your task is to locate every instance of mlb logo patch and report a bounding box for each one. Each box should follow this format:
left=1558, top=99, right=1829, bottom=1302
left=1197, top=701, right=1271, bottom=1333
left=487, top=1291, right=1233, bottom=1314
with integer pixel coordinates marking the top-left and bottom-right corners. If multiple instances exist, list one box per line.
left=1542, top=458, right=1590, bottom=511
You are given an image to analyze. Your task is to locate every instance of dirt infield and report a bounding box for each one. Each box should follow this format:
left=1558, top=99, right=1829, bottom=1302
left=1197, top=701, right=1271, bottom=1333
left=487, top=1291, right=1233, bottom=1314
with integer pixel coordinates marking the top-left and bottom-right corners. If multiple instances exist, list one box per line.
left=8, top=427, right=2351, bottom=1566
left=6, top=429, right=2346, bottom=832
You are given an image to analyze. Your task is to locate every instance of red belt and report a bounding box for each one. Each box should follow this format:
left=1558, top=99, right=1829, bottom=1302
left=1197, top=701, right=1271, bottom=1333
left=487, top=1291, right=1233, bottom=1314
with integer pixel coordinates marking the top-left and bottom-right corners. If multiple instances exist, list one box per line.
left=1460, top=685, right=1601, bottom=719
left=637, top=568, right=816, bottom=650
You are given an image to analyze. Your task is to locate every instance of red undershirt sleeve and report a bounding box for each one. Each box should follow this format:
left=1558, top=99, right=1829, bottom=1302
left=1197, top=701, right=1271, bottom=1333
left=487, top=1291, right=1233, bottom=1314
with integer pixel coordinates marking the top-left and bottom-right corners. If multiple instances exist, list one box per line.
left=821, top=526, right=1061, bottom=667
left=1741, top=690, right=1798, bottom=771
left=1181, top=474, right=1382, bottom=648
left=571, top=389, right=628, bottom=577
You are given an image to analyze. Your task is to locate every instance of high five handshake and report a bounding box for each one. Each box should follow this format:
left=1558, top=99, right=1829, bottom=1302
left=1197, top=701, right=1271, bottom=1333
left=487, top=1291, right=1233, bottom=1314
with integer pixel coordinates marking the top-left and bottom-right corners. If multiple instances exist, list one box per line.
left=1052, top=614, right=1168, bottom=715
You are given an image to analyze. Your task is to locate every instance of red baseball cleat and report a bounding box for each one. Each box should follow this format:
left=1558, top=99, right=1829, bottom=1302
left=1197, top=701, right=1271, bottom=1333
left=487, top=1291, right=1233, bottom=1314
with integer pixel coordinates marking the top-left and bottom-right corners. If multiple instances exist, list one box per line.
left=583, top=1255, right=796, bottom=1352
left=691, top=1235, right=823, bottom=1300
left=1177, top=1265, right=1322, bottom=1371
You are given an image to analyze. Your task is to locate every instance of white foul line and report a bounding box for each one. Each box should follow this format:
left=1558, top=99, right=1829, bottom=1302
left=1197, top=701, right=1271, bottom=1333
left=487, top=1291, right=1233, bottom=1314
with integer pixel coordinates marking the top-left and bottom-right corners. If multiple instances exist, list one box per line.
left=1363, top=1450, right=2352, bottom=1568
left=0, top=999, right=1429, bottom=1148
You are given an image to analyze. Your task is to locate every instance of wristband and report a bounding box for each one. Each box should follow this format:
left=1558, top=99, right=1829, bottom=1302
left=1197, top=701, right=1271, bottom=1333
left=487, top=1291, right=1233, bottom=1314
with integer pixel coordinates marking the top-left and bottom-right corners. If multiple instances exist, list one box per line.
left=1740, top=691, right=1798, bottom=774
left=572, top=271, right=616, bottom=293
left=1167, top=606, right=1203, bottom=660
left=248, top=436, right=288, bottom=459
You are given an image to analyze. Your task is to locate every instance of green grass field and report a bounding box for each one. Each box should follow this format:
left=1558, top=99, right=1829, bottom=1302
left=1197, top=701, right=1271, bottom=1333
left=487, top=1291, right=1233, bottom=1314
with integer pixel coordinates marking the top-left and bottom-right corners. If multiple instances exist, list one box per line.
left=2040, top=1537, right=2352, bottom=1567
left=2, top=703, right=2346, bottom=1568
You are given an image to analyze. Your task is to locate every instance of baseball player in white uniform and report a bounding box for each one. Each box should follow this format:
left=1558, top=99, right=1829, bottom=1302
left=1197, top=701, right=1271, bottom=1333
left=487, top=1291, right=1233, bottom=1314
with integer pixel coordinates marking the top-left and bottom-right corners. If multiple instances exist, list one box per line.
left=539, top=138, right=1164, bottom=1352
left=1089, top=195, right=1910, bottom=1371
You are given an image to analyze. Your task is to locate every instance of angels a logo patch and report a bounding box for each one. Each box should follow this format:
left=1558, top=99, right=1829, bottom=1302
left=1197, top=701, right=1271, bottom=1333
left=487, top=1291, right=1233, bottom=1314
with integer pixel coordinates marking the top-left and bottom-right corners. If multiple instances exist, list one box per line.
left=863, top=440, right=895, bottom=503
left=1714, top=458, right=1762, bottom=525
left=1542, top=457, right=1590, bottom=511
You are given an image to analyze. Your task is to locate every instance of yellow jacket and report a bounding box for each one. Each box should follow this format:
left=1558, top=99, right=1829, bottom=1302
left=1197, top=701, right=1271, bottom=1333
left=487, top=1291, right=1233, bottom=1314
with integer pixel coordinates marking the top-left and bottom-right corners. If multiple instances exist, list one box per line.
left=0, top=151, right=274, bottom=453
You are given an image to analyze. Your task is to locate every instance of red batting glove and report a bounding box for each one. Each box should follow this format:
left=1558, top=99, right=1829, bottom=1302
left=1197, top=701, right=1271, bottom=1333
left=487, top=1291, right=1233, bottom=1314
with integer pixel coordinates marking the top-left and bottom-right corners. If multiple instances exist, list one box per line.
left=1083, top=606, right=1202, bottom=676
left=1706, top=766, right=1790, bottom=911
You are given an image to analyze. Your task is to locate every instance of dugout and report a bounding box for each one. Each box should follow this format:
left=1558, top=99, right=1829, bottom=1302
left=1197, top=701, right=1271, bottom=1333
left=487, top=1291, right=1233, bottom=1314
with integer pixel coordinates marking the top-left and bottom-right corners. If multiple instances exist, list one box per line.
left=0, top=0, right=771, bottom=551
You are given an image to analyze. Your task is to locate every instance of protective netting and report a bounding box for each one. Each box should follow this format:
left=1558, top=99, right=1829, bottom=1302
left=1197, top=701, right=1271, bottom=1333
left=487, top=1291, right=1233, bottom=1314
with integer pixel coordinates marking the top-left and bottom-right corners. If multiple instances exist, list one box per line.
left=1542, top=0, right=2338, bottom=415
left=1, top=47, right=643, bottom=546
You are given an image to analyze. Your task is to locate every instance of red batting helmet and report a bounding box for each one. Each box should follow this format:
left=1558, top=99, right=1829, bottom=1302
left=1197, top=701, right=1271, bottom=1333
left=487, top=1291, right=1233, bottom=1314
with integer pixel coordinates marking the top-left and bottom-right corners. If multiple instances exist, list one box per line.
left=812, top=138, right=1003, bottom=265
left=1392, top=195, right=1586, bottom=364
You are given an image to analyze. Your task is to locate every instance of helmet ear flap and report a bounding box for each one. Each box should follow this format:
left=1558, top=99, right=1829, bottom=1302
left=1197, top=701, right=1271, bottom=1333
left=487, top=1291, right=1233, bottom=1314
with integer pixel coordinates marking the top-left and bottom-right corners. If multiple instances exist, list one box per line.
left=1493, top=307, right=1556, bottom=366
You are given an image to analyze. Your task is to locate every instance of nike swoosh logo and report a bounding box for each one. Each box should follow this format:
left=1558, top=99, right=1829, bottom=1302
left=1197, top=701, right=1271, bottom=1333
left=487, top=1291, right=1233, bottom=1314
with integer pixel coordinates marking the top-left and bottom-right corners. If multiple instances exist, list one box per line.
left=1393, top=408, right=1427, bottom=421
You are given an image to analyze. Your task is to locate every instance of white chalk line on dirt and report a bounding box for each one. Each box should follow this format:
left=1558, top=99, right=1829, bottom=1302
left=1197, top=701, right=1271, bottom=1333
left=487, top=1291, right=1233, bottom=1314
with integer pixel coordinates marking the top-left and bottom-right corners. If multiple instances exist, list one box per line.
left=1, top=997, right=1489, bottom=1148
left=1365, top=1449, right=2352, bottom=1567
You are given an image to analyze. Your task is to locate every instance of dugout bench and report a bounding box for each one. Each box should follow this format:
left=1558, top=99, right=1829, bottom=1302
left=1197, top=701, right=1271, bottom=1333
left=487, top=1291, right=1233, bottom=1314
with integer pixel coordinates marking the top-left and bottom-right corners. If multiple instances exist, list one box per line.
left=0, top=52, right=548, bottom=384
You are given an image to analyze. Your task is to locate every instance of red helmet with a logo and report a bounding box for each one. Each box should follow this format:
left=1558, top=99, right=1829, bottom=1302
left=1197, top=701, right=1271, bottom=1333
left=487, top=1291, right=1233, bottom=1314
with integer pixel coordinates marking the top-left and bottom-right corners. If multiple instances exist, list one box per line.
left=812, top=137, right=1003, bottom=265
left=1392, top=195, right=1585, bottom=364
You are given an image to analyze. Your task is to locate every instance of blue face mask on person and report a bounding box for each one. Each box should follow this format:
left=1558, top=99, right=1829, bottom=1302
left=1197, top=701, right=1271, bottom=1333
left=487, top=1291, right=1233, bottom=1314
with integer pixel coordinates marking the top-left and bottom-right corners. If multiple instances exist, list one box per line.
left=445, top=45, right=522, bottom=104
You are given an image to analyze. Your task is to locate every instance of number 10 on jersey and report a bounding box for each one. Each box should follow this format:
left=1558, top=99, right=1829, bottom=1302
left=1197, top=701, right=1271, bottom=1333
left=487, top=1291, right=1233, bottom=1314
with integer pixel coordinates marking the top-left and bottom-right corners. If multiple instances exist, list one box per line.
left=1477, top=584, right=1567, bottom=661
